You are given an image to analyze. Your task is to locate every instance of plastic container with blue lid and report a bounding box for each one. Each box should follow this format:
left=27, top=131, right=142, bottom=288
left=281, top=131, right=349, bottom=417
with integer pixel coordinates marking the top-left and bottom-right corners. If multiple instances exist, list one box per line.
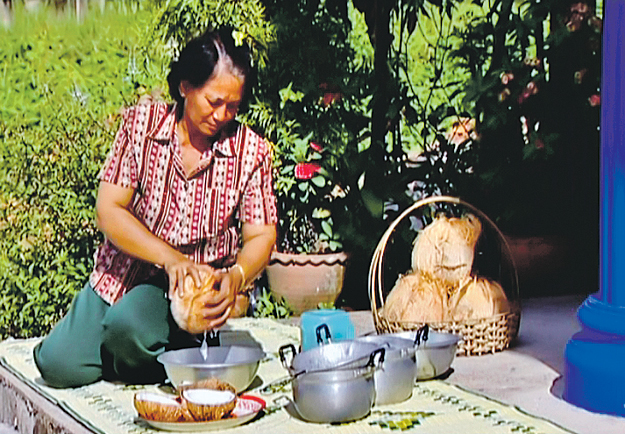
left=300, top=309, right=355, bottom=351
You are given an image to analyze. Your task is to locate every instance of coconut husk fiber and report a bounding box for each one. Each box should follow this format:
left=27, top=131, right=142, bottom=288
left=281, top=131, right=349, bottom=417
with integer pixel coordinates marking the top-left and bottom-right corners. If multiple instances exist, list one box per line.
left=449, top=276, right=510, bottom=321
left=411, top=213, right=482, bottom=285
left=381, top=272, right=449, bottom=323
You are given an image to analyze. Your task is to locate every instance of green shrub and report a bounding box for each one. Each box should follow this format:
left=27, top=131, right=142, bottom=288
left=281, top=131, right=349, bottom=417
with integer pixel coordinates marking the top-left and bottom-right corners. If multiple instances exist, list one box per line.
left=0, top=3, right=165, bottom=338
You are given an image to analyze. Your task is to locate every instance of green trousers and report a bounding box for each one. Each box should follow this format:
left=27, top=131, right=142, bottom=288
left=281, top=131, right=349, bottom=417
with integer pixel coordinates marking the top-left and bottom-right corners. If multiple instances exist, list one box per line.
left=33, top=276, right=198, bottom=388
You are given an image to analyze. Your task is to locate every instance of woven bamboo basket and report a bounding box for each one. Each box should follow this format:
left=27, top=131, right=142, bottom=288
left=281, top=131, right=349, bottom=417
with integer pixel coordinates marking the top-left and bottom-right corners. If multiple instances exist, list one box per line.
left=369, top=196, right=521, bottom=356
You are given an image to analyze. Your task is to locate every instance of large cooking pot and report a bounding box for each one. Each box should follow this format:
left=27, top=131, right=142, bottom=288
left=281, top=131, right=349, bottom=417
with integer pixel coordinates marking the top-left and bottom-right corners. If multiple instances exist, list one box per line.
left=391, top=325, right=461, bottom=380
left=354, top=334, right=417, bottom=405
left=279, top=343, right=385, bottom=423
left=157, top=345, right=265, bottom=392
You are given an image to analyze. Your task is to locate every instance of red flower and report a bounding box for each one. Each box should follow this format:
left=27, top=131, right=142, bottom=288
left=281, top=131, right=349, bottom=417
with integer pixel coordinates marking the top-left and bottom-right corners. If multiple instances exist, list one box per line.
left=589, top=94, right=601, bottom=106
left=294, top=162, right=322, bottom=180
left=319, top=82, right=342, bottom=107
left=310, top=142, right=324, bottom=152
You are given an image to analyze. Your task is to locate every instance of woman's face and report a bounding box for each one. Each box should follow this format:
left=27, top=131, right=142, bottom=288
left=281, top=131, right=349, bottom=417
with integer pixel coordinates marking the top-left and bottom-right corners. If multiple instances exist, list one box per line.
left=180, top=63, right=244, bottom=138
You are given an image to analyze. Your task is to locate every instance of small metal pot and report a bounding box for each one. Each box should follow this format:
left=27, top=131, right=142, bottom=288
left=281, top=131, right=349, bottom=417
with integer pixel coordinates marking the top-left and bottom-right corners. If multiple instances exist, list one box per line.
left=392, top=326, right=461, bottom=380
left=355, top=335, right=417, bottom=405
left=157, top=345, right=265, bottom=392
left=280, top=346, right=385, bottom=423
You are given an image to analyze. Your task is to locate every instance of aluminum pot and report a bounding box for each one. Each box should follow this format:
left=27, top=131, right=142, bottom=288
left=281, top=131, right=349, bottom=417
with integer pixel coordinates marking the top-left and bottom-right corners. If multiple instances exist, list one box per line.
left=354, top=335, right=417, bottom=405
left=280, top=324, right=384, bottom=376
left=279, top=345, right=385, bottom=423
left=391, top=326, right=461, bottom=380
left=291, top=363, right=377, bottom=423
left=157, top=345, right=265, bottom=392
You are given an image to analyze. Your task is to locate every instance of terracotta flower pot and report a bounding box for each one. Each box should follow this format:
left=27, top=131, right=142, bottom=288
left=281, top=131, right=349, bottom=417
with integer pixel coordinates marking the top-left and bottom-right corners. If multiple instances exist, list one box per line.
left=504, top=235, right=573, bottom=297
left=265, top=251, right=349, bottom=315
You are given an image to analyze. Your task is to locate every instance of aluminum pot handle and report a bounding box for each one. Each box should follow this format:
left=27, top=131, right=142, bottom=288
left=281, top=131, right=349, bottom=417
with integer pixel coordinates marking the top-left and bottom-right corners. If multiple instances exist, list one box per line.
left=316, top=323, right=332, bottom=345
left=366, top=347, right=386, bottom=369
left=278, top=344, right=297, bottom=370
left=414, top=324, right=429, bottom=346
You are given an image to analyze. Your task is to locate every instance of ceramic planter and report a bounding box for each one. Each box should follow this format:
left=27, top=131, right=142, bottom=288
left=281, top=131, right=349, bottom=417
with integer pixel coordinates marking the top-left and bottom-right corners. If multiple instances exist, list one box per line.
left=265, top=251, right=349, bottom=315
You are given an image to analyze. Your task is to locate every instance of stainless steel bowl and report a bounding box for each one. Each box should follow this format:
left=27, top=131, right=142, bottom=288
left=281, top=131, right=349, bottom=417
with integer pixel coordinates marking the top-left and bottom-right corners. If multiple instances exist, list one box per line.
left=355, top=335, right=417, bottom=405
left=157, top=346, right=265, bottom=392
left=392, top=330, right=461, bottom=380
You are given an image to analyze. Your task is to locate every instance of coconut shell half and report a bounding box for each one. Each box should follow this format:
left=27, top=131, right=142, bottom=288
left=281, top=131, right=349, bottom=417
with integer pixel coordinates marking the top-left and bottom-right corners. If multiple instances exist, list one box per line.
left=133, top=392, right=194, bottom=422
left=182, top=388, right=237, bottom=421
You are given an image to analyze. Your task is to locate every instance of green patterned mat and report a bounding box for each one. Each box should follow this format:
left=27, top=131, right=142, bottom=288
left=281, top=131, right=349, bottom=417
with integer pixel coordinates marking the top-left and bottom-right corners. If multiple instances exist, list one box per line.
left=0, top=318, right=576, bottom=434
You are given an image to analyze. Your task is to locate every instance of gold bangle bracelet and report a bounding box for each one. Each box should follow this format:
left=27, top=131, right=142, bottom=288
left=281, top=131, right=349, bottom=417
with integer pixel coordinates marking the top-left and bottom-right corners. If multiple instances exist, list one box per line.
left=231, top=263, right=248, bottom=293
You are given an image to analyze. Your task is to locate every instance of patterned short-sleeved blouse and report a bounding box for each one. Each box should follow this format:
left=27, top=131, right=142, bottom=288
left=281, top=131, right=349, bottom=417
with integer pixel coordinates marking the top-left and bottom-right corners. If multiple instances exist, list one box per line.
left=89, top=102, right=277, bottom=304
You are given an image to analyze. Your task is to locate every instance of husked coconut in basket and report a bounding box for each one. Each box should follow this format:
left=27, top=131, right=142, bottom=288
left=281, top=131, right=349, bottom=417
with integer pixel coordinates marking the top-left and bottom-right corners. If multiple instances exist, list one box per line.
left=411, top=214, right=482, bottom=285
left=382, top=273, right=449, bottom=323
left=382, top=212, right=510, bottom=324
left=449, top=276, right=510, bottom=321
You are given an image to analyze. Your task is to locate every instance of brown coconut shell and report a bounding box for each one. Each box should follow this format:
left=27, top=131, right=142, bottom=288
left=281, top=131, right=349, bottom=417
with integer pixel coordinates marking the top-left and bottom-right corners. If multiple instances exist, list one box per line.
left=181, top=389, right=237, bottom=421
left=171, top=272, right=219, bottom=334
left=133, top=392, right=194, bottom=422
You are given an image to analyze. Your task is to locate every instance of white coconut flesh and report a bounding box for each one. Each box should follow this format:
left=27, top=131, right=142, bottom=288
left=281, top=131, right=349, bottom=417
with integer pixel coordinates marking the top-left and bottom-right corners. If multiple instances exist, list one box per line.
left=182, top=389, right=236, bottom=406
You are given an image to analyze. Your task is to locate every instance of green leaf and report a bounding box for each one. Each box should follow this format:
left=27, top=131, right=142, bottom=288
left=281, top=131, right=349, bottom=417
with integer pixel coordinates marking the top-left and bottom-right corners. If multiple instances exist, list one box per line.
left=321, top=220, right=333, bottom=237
left=312, top=208, right=331, bottom=219
left=360, top=188, right=385, bottom=218
left=311, top=176, right=326, bottom=188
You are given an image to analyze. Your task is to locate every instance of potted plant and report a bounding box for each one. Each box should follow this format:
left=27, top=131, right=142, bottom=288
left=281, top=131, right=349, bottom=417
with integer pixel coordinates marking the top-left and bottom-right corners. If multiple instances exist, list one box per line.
left=264, top=112, right=350, bottom=315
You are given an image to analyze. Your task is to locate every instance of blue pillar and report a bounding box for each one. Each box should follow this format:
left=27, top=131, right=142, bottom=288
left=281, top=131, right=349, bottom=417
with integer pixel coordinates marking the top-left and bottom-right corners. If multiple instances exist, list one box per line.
left=563, top=0, right=625, bottom=416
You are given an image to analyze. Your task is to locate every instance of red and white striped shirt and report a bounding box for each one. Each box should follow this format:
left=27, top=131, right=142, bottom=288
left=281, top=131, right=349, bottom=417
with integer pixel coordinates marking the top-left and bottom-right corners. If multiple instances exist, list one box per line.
left=89, top=102, right=277, bottom=304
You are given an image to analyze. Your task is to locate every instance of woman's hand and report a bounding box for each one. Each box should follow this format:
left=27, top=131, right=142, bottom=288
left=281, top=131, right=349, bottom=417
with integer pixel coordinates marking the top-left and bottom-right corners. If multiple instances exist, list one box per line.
left=163, top=258, right=214, bottom=300
left=190, top=269, right=239, bottom=330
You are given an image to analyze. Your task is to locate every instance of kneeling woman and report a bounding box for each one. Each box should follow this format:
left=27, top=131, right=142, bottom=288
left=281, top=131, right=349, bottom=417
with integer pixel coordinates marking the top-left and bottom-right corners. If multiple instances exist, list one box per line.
left=34, top=27, right=277, bottom=388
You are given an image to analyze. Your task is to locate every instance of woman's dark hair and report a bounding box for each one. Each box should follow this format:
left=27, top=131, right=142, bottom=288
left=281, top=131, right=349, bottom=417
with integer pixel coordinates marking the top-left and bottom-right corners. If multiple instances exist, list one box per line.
left=167, top=27, right=255, bottom=117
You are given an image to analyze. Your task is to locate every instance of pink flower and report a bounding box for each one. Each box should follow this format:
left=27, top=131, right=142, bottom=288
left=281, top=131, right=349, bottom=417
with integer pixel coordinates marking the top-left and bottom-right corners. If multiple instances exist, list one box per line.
left=310, top=142, right=324, bottom=152
left=589, top=94, right=601, bottom=106
left=501, top=72, right=514, bottom=85
left=526, top=81, right=538, bottom=95
left=518, top=92, right=530, bottom=104
left=294, top=162, right=322, bottom=180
